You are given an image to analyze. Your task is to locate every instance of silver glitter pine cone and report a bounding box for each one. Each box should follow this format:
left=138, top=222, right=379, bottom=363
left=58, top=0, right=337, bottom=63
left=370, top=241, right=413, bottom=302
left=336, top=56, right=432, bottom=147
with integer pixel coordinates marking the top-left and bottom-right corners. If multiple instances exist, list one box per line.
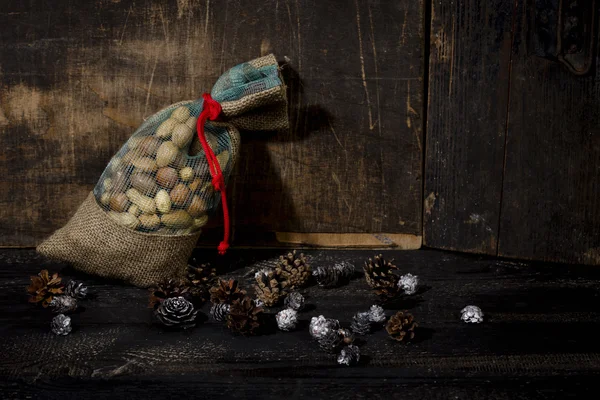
left=65, top=280, right=88, bottom=299
left=318, top=329, right=343, bottom=353
left=350, top=311, right=372, bottom=335
left=461, top=305, right=484, bottom=323
left=337, top=345, right=360, bottom=366
left=155, top=296, right=198, bottom=328
left=210, top=302, right=230, bottom=322
left=51, top=314, right=72, bottom=336
left=309, top=315, right=340, bottom=340
left=284, top=291, right=305, bottom=311
left=49, top=295, right=78, bottom=314
left=334, top=261, right=355, bottom=281
left=312, top=266, right=339, bottom=288
left=398, top=273, right=419, bottom=295
left=312, top=262, right=355, bottom=288
left=276, top=308, right=298, bottom=331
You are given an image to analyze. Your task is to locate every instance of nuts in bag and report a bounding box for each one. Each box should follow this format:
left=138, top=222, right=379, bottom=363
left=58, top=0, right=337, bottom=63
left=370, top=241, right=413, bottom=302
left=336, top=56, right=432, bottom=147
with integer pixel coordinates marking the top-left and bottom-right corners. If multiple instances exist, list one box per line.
left=37, top=54, right=288, bottom=287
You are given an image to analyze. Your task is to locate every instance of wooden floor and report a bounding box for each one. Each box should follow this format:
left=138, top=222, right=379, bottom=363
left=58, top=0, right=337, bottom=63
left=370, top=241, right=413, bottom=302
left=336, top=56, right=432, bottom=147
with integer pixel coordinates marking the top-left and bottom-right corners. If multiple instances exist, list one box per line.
left=1, top=249, right=600, bottom=399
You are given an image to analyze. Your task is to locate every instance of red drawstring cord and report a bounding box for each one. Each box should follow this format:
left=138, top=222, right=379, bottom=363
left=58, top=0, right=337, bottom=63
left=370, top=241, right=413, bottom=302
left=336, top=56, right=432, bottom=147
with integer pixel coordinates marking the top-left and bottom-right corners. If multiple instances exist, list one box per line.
left=196, top=93, right=230, bottom=255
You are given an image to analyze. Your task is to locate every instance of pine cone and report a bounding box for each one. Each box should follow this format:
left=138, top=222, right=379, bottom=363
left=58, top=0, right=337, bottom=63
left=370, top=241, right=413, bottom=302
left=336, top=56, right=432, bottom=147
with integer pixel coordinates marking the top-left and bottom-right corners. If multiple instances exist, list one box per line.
left=318, top=329, right=343, bottom=353
left=275, top=251, right=311, bottom=289
left=363, top=254, right=400, bottom=300
left=27, top=270, right=64, bottom=308
left=65, top=280, right=88, bottom=299
left=313, top=262, right=355, bottom=288
left=227, top=297, right=263, bottom=336
left=209, top=279, right=246, bottom=305
left=155, top=296, right=198, bottom=329
left=368, top=305, right=387, bottom=324
left=309, top=315, right=340, bottom=340
left=334, top=261, right=355, bottom=282
left=51, top=314, right=72, bottom=336
left=350, top=311, right=372, bottom=335
left=398, top=273, right=419, bottom=295
left=254, top=269, right=289, bottom=307
left=50, top=295, right=78, bottom=314
left=284, top=291, right=305, bottom=311
left=461, top=305, right=484, bottom=323
left=386, top=311, right=417, bottom=341
left=337, top=345, right=360, bottom=366
left=276, top=308, right=298, bottom=331
left=210, top=302, right=230, bottom=322
left=312, top=266, right=340, bottom=288
left=187, top=259, right=217, bottom=286
left=148, top=279, right=193, bottom=310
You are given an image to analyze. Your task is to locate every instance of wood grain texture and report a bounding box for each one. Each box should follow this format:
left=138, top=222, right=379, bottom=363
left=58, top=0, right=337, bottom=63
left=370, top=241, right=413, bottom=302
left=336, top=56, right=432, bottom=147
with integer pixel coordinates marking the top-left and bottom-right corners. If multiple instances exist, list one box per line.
left=498, top=2, right=600, bottom=265
left=2, top=249, right=600, bottom=398
left=424, top=0, right=515, bottom=254
left=0, top=0, right=424, bottom=247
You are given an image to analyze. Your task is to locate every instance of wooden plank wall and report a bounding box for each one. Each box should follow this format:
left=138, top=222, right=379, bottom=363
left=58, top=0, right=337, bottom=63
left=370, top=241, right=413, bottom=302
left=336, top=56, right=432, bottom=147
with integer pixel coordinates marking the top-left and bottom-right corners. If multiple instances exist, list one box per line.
left=425, top=0, right=514, bottom=254
left=0, top=0, right=424, bottom=247
left=499, top=1, right=600, bottom=264
left=425, top=0, right=600, bottom=265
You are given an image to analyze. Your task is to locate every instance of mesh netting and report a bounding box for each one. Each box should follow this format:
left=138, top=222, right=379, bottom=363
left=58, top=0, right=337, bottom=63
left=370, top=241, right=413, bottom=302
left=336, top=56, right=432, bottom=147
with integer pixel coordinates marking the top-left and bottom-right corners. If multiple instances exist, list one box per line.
left=92, top=57, right=283, bottom=235
left=93, top=100, right=233, bottom=235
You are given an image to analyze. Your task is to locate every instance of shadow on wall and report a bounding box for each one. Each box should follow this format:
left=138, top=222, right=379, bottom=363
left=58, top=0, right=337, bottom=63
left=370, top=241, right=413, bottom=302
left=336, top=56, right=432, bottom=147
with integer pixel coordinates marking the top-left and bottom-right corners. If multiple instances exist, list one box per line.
left=202, top=61, right=333, bottom=245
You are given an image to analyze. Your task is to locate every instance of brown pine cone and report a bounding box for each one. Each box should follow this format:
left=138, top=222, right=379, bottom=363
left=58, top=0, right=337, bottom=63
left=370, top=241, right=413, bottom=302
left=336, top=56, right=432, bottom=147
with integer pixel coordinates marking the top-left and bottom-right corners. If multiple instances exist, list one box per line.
left=187, top=259, right=217, bottom=286
left=385, top=311, right=418, bottom=342
left=363, top=254, right=400, bottom=300
left=27, top=270, right=64, bottom=308
left=275, top=251, right=311, bottom=289
left=148, top=279, right=193, bottom=310
left=227, top=296, right=263, bottom=336
left=209, top=279, right=246, bottom=305
left=254, top=269, right=290, bottom=307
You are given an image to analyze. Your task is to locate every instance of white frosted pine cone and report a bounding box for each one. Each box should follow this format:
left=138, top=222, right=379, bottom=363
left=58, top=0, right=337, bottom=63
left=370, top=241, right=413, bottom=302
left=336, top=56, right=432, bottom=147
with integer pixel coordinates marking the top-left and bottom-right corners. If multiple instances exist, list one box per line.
left=309, top=315, right=340, bottom=340
left=398, top=273, right=419, bottom=295
left=368, top=305, right=387, bottom=324
left=461, top=305, right=484, bottom=323
left=276, top=308, right=298, bottom=331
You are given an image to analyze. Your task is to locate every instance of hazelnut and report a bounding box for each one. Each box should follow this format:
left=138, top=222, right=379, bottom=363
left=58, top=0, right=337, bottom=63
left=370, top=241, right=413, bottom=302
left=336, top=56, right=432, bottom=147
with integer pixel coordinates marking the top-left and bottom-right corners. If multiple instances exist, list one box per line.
left=156, top=167, right=179, bottom=189
left=109, top=193, right=129, bottom=212
left=170, top=183, right=192, bottom=207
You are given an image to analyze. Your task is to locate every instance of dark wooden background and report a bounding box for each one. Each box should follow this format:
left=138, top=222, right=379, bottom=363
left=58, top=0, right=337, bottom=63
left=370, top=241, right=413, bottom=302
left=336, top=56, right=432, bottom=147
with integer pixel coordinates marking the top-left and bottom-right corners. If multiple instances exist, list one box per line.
left=0, top=0, right=424, bottom=247
left=425, top=0, right=600, bottom=265
left=1, top=0, right=599, bottom=265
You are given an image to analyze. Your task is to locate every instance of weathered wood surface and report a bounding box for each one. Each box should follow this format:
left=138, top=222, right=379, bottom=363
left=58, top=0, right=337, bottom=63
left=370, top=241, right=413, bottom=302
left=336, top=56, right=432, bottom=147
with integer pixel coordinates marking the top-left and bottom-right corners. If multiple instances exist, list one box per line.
left=498, top=1, right=600, bottom=265
left=2, top=249, right=600, bottom=398
left=0, top=0, right=424, bottom=247
left=424, top=0, right=514, bottom=255
left=424, top=0, right=600, bottom=265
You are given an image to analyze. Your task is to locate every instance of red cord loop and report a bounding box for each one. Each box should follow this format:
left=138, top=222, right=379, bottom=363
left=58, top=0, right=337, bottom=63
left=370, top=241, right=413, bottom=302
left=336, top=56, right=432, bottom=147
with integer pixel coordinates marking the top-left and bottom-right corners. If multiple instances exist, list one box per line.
left=211, top=173, right=225, bottom=191
left=202, top=93, right=222, bottom=120
left=196, top=93, right=230, bottom=255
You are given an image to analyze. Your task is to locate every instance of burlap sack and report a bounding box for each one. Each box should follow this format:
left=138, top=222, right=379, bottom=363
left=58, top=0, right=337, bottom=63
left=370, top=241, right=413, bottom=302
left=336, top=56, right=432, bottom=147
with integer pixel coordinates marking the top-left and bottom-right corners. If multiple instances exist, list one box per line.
left=38, top=54, right=287, bottom=287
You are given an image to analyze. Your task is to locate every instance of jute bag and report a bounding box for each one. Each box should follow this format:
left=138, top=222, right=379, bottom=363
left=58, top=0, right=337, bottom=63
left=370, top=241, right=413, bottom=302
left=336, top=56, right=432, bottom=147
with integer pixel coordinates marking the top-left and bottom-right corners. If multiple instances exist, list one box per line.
left=38, top=54, right=287, bottom=287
